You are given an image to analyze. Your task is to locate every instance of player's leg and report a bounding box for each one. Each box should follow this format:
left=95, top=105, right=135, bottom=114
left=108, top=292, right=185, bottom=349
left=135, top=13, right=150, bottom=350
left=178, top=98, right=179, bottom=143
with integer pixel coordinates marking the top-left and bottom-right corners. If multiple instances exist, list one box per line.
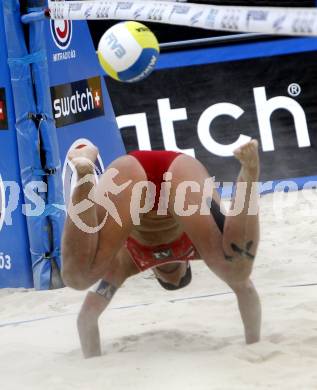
left=167, top=140, right=261, bottom=343
left=223, top=140, right=260, bottom=274
left=77, top=247, right=139, bottom=358
left=61, top=145, right=147, bottom=290
left=222, top=140, right=261, bottom=343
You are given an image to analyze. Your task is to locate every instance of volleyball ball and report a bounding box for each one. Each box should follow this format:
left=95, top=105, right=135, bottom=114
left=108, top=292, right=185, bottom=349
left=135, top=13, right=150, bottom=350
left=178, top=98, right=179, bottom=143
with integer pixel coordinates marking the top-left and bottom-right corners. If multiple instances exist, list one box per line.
left=97, top=21, right=160, bottom=83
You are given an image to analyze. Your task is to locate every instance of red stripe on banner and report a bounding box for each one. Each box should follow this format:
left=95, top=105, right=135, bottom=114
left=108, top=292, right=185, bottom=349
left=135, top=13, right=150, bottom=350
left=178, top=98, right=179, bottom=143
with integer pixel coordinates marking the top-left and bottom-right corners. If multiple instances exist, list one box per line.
left=0, top=100, right=5, bottom=121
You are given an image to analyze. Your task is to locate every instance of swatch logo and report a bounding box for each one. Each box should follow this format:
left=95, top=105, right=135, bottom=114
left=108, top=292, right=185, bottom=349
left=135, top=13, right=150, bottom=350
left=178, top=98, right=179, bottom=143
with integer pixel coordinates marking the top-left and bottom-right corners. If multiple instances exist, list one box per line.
left=50, top=19, right=72, bottom=50
left=51, top=76, right=105, bottom=128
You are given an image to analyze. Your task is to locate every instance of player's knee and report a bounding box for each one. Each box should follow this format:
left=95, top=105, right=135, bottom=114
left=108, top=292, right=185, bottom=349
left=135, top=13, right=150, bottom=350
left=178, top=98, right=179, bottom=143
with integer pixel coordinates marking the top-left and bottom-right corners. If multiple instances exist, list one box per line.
left=226, top=260, right=253, bottom=285
left=228, top=278, right=255, bottom=295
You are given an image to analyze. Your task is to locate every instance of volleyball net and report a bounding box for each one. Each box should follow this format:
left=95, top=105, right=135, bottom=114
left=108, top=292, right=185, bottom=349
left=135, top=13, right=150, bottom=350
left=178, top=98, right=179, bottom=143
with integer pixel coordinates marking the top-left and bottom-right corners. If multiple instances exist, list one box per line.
left=48, top=0, right=317, bottom=37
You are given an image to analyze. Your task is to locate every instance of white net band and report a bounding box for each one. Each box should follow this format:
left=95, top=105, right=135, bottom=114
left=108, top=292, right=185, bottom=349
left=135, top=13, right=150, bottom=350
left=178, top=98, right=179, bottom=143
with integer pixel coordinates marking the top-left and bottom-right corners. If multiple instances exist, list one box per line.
left=48, top=0, right=317, bottom=37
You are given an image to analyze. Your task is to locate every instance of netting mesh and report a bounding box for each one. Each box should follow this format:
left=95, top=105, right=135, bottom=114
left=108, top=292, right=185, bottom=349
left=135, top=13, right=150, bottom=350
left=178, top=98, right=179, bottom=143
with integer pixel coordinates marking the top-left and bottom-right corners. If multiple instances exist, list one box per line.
left=86, top=0, right=317, bottom=47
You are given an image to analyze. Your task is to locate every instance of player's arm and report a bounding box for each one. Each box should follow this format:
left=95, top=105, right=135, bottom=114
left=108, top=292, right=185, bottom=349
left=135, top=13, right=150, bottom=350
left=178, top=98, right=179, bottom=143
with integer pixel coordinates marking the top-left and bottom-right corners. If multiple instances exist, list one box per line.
left=77, top=280, right=117, bottom=358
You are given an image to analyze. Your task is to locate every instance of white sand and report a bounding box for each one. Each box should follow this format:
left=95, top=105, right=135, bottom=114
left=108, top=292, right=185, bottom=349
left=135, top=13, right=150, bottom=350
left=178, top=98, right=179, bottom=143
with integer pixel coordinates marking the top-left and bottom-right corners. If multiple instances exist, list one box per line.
left=1, top=189, right=317, bottom=390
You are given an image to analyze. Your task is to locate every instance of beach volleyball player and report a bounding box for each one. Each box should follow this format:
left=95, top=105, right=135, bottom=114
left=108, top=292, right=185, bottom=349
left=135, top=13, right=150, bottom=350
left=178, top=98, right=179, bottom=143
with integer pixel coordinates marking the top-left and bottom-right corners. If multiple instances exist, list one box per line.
left=61, top=140, right=261, bottom=358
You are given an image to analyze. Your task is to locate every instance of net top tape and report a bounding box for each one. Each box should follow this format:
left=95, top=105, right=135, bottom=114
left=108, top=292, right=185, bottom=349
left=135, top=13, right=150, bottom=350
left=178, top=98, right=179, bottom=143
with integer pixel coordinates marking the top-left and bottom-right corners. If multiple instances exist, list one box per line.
left=48, top=0, right=317, bottom=36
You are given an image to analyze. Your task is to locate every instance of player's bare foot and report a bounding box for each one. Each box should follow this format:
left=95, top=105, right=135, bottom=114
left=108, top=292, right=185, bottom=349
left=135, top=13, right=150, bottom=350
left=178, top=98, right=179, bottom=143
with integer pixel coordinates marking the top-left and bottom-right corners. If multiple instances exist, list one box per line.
left=234, top=140, right=260, bottom=181
left=68, top=145, right=99, bottom=176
